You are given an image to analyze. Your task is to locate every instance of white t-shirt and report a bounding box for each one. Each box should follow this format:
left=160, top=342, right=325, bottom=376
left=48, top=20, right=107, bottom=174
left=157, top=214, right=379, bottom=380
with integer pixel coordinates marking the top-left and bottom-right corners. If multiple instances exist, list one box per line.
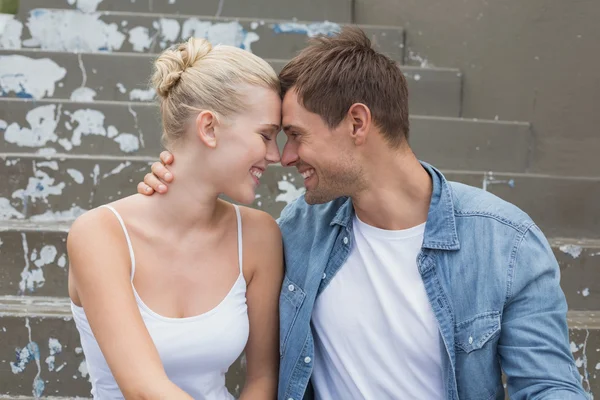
left=311, top=215, right=444, bottom=400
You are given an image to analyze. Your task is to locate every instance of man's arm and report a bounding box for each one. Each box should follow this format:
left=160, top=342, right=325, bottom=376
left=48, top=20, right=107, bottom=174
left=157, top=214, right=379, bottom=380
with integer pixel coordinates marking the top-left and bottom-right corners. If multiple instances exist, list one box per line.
left=500, top=224, right=588, bottom=399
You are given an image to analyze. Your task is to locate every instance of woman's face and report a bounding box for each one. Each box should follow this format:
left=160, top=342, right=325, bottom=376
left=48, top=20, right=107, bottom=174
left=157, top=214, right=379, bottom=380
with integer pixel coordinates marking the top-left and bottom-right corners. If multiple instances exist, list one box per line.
left=213, top=85, right=282, bottom=204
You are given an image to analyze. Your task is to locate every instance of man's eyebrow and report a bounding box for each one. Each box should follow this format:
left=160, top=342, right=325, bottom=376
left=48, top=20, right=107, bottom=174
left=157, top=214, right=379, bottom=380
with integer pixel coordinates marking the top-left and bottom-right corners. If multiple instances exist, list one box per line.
left=283, top=125, right=302, bottom=132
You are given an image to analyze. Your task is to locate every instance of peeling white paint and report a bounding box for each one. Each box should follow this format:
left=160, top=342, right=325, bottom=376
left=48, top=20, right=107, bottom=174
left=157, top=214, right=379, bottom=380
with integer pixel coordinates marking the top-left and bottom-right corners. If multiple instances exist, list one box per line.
left=0, top=55, right=66, bottom=99
left=560, top=244, right=583, bottom=259
left=582, top=288, right=590, bottom=297
left=407, top=50, right=433, bottom=68
left=128, top=26, right=153, bottom=52
left=0, top=198, right=25, bottom=219
left=0, top=14, right=23, bottom=49
left=70, top=87, right=97, bottom=102
left=155, top=18, right=180, bottom=48
left=250, top=22, right=259, bottom=30
left=482, top=172, right=514, bottom=191
left=19, top=234, right=45, bottom=293
left=33, top=245, right=58, bottom=268
left=129, top=88, right=155, bottom=101
left=272, top=21, right=341, bottom=37
left=275, top=180, right=305, bottom=205
left=116, top=82, right=127, bottom=94
left=78, top=360, right=89, bottom=379
left=75, top=347, right=83, bottom=354
left=58, top=254, right=67, bottom=268
left=72, top=0, right=103, bottom=13
left=102, top=161, right=132, bottom=179
left=24, top=9, right=125, bottom=52
left=2, top=104, right=61, bottom=148
left=181, top=19, right=260, bottom=51
left=45, top=338, right=62, bottom=372
left=30, top=206, right=87, bottom=222
left=12, top=162, right=66, bottom=203
left=67, top=168, right=85, bottom=184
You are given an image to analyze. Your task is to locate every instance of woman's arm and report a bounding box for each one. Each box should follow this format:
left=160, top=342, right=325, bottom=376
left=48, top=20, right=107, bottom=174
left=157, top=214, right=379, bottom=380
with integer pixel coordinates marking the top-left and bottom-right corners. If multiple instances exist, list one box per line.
left=239, top=209, right=284, bottom=399
left=67, top=208, right=192, bottom=400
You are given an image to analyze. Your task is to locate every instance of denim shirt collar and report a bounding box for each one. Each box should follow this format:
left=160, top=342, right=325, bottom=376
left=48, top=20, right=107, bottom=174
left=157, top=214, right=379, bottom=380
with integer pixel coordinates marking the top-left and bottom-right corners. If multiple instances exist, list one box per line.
left=330, top=161, right=460, bottom=251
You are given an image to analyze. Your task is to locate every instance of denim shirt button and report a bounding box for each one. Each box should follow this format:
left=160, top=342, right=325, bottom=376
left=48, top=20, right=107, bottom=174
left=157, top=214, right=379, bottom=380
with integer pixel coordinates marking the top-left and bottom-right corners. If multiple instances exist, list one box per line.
left=468, top=336, right=474, bottom=344
left=288, top=284, right=295, bottom=292
left=304, top=356, right=311, bottom=364
left=343, top=237, right=349, bottom=244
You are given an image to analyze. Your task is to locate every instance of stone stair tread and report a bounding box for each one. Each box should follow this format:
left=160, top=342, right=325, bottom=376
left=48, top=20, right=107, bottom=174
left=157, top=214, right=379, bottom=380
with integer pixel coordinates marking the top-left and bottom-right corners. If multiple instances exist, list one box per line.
left=0, top=49, right=462, bottom=117
left=18, top=0, right=354, bottom=23
left=0, top=10, right=405, bottom=61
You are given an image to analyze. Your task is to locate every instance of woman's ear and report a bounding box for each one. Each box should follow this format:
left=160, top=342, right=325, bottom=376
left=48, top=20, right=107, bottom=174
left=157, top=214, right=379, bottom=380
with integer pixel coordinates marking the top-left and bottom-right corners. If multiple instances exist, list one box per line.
left=195, top=111, right=218, bottom=148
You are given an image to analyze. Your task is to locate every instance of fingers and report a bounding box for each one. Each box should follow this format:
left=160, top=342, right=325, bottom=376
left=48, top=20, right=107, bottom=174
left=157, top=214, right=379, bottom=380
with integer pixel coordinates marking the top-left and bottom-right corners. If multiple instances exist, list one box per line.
left=137, top=181, right=154, bottom=195
left=144, top=171, right=167, bottom=194
left=151, top=162, right=173, bottom=184
left=160, top=151, right=174, bottom=166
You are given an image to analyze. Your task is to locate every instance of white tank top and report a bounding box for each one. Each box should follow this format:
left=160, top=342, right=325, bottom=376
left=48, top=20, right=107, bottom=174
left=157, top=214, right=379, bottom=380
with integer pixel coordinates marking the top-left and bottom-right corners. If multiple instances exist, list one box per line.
left=71, top=204, right=249, bottom=399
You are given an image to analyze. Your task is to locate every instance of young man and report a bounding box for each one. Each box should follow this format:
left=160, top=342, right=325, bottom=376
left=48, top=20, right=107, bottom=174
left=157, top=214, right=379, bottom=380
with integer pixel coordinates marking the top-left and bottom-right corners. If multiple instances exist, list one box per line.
left=138, top=28, right=586, bottom=399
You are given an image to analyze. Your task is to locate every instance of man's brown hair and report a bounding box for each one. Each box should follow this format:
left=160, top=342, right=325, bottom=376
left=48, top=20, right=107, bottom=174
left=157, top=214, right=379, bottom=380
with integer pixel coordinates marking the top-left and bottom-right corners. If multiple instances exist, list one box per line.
left=279, top=26, right=409, bottom=147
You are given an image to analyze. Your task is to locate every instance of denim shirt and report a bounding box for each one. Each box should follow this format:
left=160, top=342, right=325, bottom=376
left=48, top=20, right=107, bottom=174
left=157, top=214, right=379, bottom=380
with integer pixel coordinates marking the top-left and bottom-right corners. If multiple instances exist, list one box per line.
left=276, top=162, right=587, bottom=400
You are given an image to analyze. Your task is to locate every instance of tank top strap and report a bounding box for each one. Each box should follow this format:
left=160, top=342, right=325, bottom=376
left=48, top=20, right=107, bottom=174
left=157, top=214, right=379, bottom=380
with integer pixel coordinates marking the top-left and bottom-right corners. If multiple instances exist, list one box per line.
left=233, top=204, right=243, bottom=274
left=100, top=205, right=136, bottom=281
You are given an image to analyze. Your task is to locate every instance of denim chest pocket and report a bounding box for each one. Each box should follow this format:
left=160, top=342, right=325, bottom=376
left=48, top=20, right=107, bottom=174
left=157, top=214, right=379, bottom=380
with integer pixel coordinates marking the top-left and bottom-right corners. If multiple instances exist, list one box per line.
left=455, top=311, right=503, bottom=400
left=279, top=275, right=306, bottom=358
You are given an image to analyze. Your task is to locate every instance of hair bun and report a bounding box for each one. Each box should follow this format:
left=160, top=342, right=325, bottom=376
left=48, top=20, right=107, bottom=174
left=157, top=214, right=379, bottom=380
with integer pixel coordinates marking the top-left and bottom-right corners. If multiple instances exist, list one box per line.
left=152, top=37, right=213, bottom=98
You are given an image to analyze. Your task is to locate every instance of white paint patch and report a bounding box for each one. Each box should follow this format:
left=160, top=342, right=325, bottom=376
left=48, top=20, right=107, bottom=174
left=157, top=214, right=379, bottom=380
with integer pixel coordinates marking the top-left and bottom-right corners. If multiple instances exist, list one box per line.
left=45, top=338, right=62, bottom=371
left=70, top=87, right=97, bottom=102
left=129, top=88, right=155, bottom=101
left=74, top=0, right=103, bottom=13
left=169, top=0, right=176, bottom=3
left=181, top=19, right=260, bottom=51
left=413, top=74, right=421, bottom=81
left=407, top=50, right=433, bottom=68
left=273, top=21, right=341, bottom=37
left=128, top=26, right=153, bottom=52
left=0, top=14, right=23, bottom=49
left=0, top=197, right=25, bottom=219
left=116, top=82, right=127, bottom=94
left=12, top=163, right=66, bottom=203
left=67, top=168, right=85, bottom=184
left=58, top=254, right=67, bottom=268
left=275, top=180, right=305, bottom=205
left=250, top=21, right=259, bottom=30
left=78, top=360, right=89, bottom=378
left=0, top=55, right=66, bottom=99
left=33, top=245, right=58, bottom=268
left=102, top=161, right=131, bottom=179
left=2, top=104, right=60, bottom=148
left=155, top=18, right=180, bottom=48
left=114, top=133, right=140, bottom=153
left=30, top=205, right=86, bottom=221
left=19, top=233, right=46, bottom=293
left=596, top=362, right=600, bottom=370
left=75, top=347, right=83, bottom=354
left=24, top=9, right=125, bottom=52
left=582, top=288, right=590, bottom=297
left=64, top=108, right=107, bottom=146
left=560, top=244, right=583, bottom=259
left=571, top=341, right=581, bottom=353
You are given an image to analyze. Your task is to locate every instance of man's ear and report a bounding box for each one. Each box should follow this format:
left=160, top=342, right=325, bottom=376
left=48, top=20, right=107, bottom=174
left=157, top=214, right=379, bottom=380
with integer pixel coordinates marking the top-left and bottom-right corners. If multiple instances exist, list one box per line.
left=195, top=111, right=218, bottom=148
left=347, top=103, right=371, bottom=146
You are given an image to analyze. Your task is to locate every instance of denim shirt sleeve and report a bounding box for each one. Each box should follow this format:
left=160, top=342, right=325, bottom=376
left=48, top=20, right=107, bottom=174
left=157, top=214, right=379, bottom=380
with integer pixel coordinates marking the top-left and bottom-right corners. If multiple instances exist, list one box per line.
left=500, top=224, right=588, bottom=399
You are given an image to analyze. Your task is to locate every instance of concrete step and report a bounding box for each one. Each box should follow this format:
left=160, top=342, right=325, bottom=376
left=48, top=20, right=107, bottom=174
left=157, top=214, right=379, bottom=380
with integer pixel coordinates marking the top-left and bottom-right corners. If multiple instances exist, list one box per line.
left=0, top=296, right=245, bottom=398
left=0, top=9, right=404, bottom=61
left=0, top=151, right=597, bottom=237
left=0, top=50, right=462, bottom=117
left=0, top=296, right=597, bottom=397
left=17, top=0, right=353, bottom=23
left=0, top=99, right=527, bottom=170
left=1, top=220, right=598, bottom=308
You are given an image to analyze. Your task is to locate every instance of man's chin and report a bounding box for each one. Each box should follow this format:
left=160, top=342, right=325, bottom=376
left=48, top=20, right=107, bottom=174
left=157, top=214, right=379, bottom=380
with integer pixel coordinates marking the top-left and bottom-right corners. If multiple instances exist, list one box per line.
left=304, top=189, right=338, bottom=205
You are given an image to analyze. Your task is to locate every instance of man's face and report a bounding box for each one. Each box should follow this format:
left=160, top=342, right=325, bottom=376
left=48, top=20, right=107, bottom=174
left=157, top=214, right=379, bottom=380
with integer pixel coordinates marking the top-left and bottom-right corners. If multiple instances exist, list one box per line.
left=281, top=89, right=365, bottom=204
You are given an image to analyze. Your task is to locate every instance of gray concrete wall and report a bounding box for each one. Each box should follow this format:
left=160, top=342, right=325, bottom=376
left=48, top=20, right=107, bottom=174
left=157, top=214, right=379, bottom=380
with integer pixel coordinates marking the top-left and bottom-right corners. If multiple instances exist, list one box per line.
left=354, top=0, right=600, bottom=177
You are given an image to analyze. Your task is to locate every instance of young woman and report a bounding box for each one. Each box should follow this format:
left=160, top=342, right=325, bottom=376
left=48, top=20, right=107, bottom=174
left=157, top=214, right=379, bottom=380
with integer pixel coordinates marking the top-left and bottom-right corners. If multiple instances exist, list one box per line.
left=67, top=37, right=284, bottom=399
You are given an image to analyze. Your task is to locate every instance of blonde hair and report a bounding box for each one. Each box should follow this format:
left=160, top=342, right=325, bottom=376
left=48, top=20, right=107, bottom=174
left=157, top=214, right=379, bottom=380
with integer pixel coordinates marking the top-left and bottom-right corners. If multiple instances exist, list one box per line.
left=151, top=37, right=280, bottom=147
